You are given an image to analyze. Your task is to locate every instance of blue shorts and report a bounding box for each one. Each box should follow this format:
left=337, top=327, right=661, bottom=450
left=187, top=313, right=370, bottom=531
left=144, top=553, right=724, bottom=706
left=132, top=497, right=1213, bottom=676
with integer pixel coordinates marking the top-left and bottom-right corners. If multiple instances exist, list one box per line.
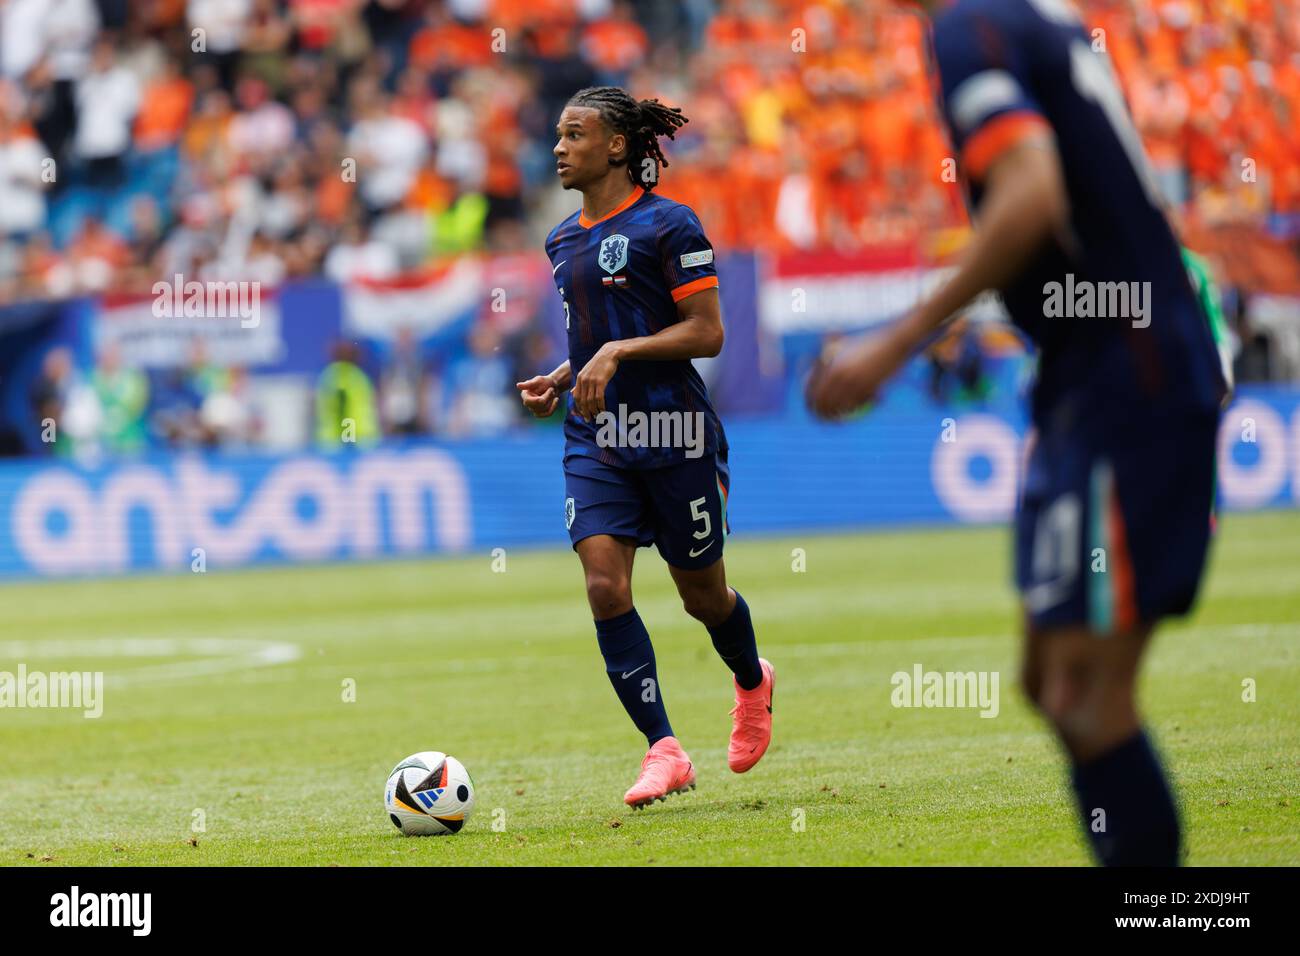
left=1015, top=404, right=1219, bottom=633
left=564, top=451, right=731, bottom=570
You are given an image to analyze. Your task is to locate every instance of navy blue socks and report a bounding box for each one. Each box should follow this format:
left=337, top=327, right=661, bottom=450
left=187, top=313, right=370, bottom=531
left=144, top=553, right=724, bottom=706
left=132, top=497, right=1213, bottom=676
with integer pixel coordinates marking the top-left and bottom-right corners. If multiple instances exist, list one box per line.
left=595, top=607, right=673, bottom=746
left=1070, top=729, right=1181, bottom=866
left=706, top=589, right=763, bottom=690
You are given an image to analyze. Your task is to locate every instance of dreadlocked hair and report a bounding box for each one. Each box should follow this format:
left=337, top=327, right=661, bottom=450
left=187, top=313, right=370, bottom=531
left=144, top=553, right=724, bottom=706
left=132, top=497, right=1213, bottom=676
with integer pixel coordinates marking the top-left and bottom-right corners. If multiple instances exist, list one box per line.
left=566, top=86, right=688, bottom=190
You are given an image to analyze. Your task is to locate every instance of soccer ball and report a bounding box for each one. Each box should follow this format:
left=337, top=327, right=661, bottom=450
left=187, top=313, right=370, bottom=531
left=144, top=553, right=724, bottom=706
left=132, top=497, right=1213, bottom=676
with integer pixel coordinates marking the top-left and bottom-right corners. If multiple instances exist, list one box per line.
left=384, top=751, right=476, bottom=836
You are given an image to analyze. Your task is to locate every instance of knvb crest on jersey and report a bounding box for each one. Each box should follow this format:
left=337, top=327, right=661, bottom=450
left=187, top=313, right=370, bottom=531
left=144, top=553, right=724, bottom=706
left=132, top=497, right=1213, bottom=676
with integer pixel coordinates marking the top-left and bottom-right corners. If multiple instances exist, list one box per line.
left=599, top=234, right=629, bottom=275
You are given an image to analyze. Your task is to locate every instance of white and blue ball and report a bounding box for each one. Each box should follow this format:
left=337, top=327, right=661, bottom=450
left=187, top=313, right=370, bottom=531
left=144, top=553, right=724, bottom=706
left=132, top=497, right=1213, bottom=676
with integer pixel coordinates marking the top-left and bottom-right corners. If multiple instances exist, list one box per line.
left=384, top=751, right=476, bottom=836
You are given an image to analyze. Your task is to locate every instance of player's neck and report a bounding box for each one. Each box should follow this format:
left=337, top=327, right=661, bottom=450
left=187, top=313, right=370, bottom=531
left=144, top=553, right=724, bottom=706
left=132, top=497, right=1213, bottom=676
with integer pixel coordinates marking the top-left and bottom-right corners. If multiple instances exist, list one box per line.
left=581, top=176, right=640, bottom=225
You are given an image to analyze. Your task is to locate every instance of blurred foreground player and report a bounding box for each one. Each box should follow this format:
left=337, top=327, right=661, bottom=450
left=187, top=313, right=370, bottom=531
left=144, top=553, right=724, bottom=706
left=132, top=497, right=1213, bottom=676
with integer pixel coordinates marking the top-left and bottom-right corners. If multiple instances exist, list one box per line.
left=807, top=0, right=1228, bottom=864
left=517, top=87, right=775, bottom=807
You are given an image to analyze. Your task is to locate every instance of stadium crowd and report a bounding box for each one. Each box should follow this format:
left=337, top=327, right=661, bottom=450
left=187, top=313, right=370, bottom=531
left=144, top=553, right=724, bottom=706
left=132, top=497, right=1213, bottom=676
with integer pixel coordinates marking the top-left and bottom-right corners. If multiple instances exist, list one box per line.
left=1, top=0, right=1299, bottom=301
left=2, top=0, right=1299, bottom=457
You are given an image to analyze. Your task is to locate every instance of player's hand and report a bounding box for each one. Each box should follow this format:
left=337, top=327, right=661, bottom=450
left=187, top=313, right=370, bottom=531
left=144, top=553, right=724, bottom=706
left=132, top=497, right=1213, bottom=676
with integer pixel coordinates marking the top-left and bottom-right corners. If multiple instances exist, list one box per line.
left=515, top=374, right=559, bottom=418
left=805, top=330, right=903, bottom=420
left=572, top=345, right=619, bottom=421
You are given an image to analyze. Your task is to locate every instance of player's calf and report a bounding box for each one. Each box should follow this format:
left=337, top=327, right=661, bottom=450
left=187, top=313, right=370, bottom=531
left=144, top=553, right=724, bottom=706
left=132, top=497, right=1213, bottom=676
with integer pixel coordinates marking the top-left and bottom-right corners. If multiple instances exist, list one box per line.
left=1031, top=625, right=1145, bottom=760
left=669, top=566, right=771, bottom=767
left=669, top=557, right=731, bottom=627
left=578, top=535, right=675, bottom=751
left=1030, top=625, right=1180, bottom=866
left=678, top=584, right=731, bottom=627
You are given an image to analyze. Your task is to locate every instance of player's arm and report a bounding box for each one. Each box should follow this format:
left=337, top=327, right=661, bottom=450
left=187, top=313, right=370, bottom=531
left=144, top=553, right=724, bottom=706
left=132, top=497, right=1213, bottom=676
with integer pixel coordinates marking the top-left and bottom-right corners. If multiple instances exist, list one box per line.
left=516, top=359, right=572, bottom=418
left=571, top=288, right=723, bottom=421
left=807, top=128, right=1069, bottom=418
left=609, top=288, right=725, bottom=362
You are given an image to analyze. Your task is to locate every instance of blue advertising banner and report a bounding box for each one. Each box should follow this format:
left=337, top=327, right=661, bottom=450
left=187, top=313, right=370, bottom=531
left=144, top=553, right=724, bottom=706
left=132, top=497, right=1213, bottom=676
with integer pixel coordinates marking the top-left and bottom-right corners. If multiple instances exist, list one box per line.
left=0, top=387, right=1294, bottom=580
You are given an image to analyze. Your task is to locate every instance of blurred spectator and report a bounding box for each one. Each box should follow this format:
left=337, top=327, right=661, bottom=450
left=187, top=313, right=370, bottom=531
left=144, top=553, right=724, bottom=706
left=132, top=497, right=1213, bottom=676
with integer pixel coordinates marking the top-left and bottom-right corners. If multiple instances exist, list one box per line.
left=188, top=0, right=254, bottom=92
left=201, top=365, right=261, bottom=448
left=93, top=343, right=149, bottom=454
left=17, top=232, right=71, bottom=299
left=346, top=81, right=428, bottom=217
left=1, top=0, right=49, bottom=81
left=1237, top=322, right=1275, bottom=382
left=242, top=0, right=294, bottom=88
left=126, top=196, right=166, bottom=267
left=30, top=346, right=78, bottom=455
left=151, top=367, right=207, bottom=448
left=409, top=5, right=494, bottom=77
left=324, top=214, right=400, bottom=282
left=926, top=320, right=991, bottom=407
left=151, top=340, right=222, bottom=448
left=511, top=326, right=564, bottom=424
left=65, top=217, right=130, bottom=293
left=445, top=321, right=516, bottom=436
left=259, top=160, right=313, bottom=241
left=379, top=327, right=434, bottom=436
left=32, top=0, right=100, bottom=173
left=315, top=340, right=378, bottom=447
left=73, top=38, right=140, bottom=190
left=432, top=186, right=488, bottom=257
left=227, top=74, right=295, bottom=159
left=581, top=0, right=649, bottom=86
left=134, top=54, right=195, bottom=154
left=0, top=97, right=49, bottom=242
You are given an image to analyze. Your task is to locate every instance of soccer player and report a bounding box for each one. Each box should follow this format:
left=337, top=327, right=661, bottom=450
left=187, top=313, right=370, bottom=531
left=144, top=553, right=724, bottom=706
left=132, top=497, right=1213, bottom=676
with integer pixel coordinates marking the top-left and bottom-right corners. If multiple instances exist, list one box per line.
left=807, top=0, right=1228, bottom=865
left=516, top=87, right=775, bottom=808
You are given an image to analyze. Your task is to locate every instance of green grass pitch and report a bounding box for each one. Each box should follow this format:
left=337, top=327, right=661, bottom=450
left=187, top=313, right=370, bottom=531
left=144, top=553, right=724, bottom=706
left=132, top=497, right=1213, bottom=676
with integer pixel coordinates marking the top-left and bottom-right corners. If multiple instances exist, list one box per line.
left=1, top=511, right=1296, bottom=866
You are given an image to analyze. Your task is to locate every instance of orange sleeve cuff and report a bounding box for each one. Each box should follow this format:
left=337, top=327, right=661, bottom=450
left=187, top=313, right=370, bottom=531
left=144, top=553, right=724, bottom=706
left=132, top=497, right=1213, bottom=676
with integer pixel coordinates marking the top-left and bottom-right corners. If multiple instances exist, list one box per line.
left=961, top=111, right=1052, bottom=182
left=670, top=275, right=719, bottom=302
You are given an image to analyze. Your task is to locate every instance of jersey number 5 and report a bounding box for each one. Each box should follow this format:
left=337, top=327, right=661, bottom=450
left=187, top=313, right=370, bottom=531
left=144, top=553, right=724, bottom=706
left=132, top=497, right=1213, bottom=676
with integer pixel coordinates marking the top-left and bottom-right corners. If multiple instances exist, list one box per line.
left=689, top=497, right=711, bottom=540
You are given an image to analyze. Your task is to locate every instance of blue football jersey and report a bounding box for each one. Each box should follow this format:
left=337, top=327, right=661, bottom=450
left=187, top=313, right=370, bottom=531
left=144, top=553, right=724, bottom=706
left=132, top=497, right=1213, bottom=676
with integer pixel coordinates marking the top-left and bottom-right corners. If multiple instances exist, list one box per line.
left=930, top=0, right=1228, bottom=425
left=545, top=187, right=727, bottom=470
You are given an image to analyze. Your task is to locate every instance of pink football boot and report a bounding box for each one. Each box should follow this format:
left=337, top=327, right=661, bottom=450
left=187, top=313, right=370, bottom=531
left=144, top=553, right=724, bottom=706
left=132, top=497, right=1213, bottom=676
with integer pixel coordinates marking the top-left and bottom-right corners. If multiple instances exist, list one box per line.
left=624, top=736, right=697, bottom=808
left=728, top=658, right=775, bottom=773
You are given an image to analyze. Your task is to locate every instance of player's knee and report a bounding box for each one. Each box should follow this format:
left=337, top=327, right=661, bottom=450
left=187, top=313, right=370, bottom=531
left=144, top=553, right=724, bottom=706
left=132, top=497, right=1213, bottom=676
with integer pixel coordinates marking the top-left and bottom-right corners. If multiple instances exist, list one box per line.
left=1038, top=667, right=1089, bottom=732
left=584, top=571, right=631, bottom=618
left=1039, top=670, right=1118, bottom=746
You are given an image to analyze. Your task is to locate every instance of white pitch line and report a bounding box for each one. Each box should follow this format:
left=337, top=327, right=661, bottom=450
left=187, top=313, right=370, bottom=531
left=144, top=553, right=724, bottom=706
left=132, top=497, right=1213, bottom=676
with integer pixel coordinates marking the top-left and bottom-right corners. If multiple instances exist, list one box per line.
left=0, top=637, right=302, bottom=687
left=0, top=622, right=1287, bottom=690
